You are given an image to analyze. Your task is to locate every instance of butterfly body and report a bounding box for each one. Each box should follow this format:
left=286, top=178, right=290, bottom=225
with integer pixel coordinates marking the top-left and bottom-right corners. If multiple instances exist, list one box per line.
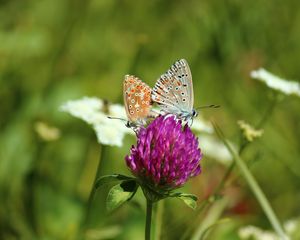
left=152, top=59, right=197, bottom=124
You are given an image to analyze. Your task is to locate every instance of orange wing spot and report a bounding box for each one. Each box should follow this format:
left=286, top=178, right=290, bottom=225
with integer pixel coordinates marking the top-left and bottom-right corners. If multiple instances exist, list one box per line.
left=177, top=81, right=182, bottom=86
left=131, top=89, right=135, bottom=93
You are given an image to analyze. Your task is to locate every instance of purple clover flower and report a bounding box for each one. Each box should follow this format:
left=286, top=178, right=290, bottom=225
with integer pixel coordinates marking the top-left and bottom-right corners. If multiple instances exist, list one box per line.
left=125, top=115, right=202, bottom=192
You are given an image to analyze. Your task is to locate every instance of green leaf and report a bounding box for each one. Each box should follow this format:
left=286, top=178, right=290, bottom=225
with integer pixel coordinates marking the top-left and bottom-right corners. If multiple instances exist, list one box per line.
left=106, top=180, right=138, bottom=212
left=170, top=193, right=198, bottom=210
left=95, top=174, right=134, bottom=190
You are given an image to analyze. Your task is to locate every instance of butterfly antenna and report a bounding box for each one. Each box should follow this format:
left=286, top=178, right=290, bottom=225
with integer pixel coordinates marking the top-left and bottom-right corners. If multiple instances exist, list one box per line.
left=107, top=116, right=127, bottom=122
left=196, top=104, right=220, bottom=110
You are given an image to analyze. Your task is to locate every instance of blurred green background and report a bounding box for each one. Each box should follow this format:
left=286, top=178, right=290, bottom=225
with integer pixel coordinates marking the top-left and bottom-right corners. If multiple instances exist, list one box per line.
left=1, top=0, right=300, bottom=239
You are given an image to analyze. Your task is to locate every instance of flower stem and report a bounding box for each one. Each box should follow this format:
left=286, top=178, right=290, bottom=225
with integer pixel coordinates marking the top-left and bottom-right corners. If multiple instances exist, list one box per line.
left=213, top=123, right=288, bottom=240
left=212, top=93, right=279, bottom=199
left=154, top=201, right=164, bottom=240
left=81, top=145, right=106, bottom=231
left=145, top=199, right=153, bottom=240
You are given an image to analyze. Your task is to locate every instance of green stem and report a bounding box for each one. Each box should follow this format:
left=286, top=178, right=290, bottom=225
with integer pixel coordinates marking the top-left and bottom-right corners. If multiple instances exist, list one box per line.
left=184, top=95, right=280, bottom=240
left=212, top=93, right=279, bottom=199
left=145, top=199, right=153, bottom=240
left=154, top=201, right=164, bottom=240
left=81, top=145, right=106, bottom=233
left=213, top=123, right=288, bottom=240
left=256, top=92, right=279, bottom=129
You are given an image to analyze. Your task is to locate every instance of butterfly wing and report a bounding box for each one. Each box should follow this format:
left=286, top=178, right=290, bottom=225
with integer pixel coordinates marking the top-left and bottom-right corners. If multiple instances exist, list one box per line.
left=152, top=59, right=194, bottom=115
left=123, top=75, right=152, bottom=123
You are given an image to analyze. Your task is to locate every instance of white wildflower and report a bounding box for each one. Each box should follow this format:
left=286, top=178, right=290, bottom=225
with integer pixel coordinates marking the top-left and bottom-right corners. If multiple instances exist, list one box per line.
left=238, top=225, right=280, bottom=240
left=93, top=123, right=126, bottom=147
left=192, top=116, right=214, bottom=134
left=198, top=134, right=233, bottom=164
left=284, top=218, right=298, bottom=235
left=60, top=97, right=133, bottom=147
left=59, top=97, right=105, bottom=125
left=251, top=68, right=300, bottom=97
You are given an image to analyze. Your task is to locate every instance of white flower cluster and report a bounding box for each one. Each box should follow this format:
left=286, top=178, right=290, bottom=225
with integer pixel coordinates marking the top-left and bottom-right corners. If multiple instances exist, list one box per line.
left=198, top=134, right=233, bottom=164
left=60, top=97, right=132, bottom=147
left=251, top=68, right=300, bottom=97
left=238, top=218, right=299, bottom=240
left=238, top=225, right=280, bottom=240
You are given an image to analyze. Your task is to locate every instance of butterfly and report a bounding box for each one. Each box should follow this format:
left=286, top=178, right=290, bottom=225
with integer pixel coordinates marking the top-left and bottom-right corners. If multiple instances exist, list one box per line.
left=122, top=74, right=153, bottom=132
left=151, top=59, right=198, bottom=125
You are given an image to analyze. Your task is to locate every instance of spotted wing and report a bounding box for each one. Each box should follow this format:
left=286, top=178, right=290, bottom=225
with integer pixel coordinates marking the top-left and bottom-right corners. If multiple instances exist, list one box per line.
left=152, top=59, right=194, bottom=115
left=123, top=75, right=152, bottom=123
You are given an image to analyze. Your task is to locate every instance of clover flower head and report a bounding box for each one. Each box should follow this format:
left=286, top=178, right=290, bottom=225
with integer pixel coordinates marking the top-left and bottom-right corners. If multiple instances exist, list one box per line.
left=125, top=115, right=202, bottom=191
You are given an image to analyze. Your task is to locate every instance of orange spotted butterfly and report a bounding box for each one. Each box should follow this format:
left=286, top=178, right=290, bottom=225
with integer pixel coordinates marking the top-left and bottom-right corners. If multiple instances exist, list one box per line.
left=123, top=74, right=153, bottom=132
